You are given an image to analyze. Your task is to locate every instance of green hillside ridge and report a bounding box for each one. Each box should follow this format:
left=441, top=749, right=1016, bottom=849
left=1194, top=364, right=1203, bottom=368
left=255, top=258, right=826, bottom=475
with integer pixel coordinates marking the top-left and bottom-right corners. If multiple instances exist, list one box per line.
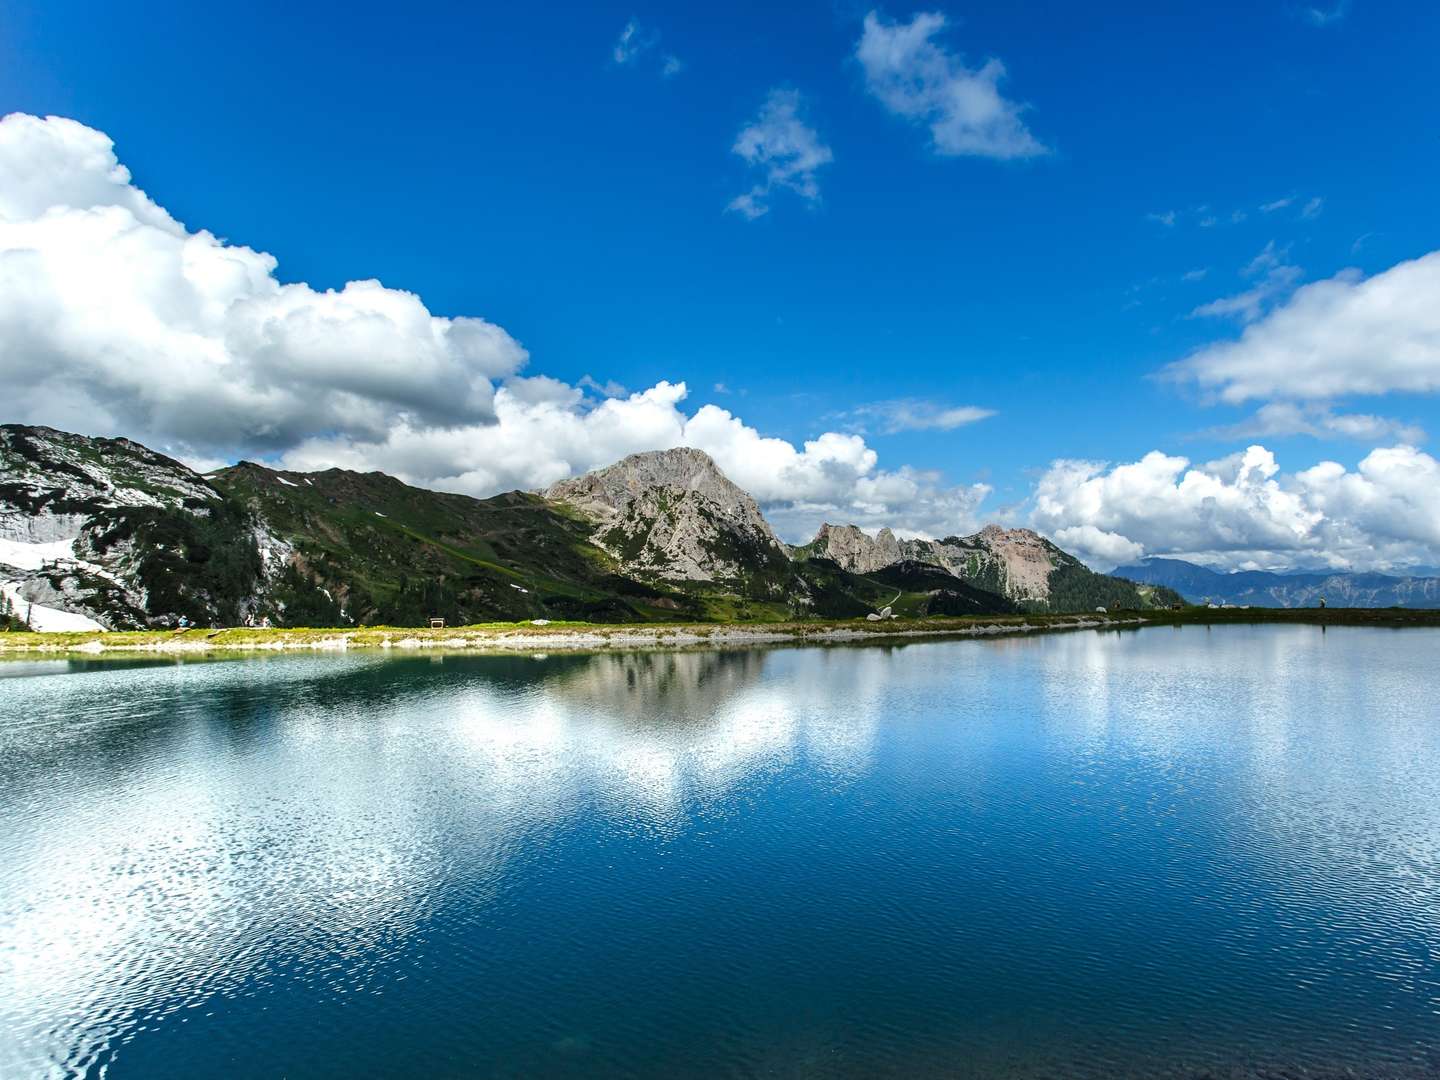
left=3, top=425, right=1173, bottom=629
left=213, top=462, right=684, bottom=626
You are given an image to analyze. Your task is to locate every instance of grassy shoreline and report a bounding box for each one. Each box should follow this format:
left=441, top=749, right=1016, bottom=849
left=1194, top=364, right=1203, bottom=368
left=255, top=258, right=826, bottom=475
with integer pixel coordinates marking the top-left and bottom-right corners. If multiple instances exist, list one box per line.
left=1, top=607, right=1438, bottom=656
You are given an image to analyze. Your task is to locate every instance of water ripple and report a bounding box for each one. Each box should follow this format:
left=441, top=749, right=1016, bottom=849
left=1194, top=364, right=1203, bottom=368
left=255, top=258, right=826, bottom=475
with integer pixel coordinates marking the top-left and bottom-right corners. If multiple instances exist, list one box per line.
left=1, top=628, right=1438, bottom=1077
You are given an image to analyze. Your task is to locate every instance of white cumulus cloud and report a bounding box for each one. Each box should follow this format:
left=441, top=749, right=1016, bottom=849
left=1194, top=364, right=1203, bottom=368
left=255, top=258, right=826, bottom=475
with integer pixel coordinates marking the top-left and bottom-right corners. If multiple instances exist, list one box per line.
left=855, top=10, right=1046, bottom=159
left=0, top=113, right=526, bottom=454
left=1032, top=443, right=1440, bottom=572
left=0, top=112, right=988, bottom=545
left=1171, top=249, right=1440, bottom=403
left=282, top=380, right=991, bottom=542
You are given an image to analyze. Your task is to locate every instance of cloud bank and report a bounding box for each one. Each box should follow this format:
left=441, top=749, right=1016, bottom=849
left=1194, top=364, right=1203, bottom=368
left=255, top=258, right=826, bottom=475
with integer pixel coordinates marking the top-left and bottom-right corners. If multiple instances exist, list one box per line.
left=4, top=113, right=1438, bottom=571
left=1032, top=444, right=1440, bottom=572
left=0, top=112, right=980, bottom=543
left=282, top=378, right=992, bottom=540
left=0, top=115, right=526, bottom=458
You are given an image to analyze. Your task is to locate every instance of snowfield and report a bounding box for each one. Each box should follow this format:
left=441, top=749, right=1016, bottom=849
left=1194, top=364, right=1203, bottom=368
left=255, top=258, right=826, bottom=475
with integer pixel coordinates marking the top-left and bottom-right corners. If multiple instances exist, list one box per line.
left=0, top=581, right=105, bottom=632
left=0, top=537, right=77, bottom=571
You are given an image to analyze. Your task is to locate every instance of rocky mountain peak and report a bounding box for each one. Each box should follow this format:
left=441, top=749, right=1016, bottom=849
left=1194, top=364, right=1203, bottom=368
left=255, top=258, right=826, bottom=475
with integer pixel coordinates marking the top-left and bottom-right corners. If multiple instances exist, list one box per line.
left=545, top=447, right=786, bottom=582
left=1, top=424, right=218, bottom=511
left=804, top=520, right=1073, bottom=605
left=976, top=524, right=1044, bottom=546
left=806, top=523, right=907, bottom=574
left=546, top=447, right=747, bottom=517
left=963, top=524, right=1062, bottom=602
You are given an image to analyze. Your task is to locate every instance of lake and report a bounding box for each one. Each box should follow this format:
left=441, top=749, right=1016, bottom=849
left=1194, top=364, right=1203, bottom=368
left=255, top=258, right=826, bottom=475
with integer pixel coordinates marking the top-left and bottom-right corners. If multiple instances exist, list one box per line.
left=2, top=625, right=1439, bottom=1078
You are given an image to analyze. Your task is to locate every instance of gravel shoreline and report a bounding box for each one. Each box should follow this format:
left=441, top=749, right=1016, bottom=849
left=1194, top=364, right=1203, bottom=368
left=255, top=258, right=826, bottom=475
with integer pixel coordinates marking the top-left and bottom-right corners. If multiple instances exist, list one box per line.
left=0, top=616, right=1140, bottom=656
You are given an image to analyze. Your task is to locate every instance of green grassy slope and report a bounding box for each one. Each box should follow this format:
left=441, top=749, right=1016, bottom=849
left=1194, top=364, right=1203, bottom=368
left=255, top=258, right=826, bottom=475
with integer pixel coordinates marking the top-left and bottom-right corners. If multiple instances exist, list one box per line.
left=213, top=464, right=1022, bottom=628
left=866, top=560, right=1023, bottom=616
left=214, top=463, right=706, bottom=626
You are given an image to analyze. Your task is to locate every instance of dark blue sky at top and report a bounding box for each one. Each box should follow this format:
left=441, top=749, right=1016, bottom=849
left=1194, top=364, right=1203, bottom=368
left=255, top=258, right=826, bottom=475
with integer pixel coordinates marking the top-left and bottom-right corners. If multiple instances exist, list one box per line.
left=3, top=0, right=1437, bottom=505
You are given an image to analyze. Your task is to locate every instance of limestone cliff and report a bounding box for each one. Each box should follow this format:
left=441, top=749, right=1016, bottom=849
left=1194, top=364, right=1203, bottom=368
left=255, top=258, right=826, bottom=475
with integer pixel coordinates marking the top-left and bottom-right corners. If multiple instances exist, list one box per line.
left=545, top=448, right=788, bottom=582
left=804, top=524, right=908, bottom=574
left=801, top=519, right=1172, bottom=610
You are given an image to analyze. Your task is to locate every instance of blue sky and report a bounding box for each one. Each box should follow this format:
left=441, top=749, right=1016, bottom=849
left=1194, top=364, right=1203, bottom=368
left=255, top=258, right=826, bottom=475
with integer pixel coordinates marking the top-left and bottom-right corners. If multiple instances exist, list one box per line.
left=3, top=0, right=1439, bottom=569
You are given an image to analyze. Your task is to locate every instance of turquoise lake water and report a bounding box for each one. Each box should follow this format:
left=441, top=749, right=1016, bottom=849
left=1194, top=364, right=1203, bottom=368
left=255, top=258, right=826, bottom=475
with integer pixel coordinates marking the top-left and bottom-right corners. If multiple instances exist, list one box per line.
left=2, top=625, right=1439, bottom=1078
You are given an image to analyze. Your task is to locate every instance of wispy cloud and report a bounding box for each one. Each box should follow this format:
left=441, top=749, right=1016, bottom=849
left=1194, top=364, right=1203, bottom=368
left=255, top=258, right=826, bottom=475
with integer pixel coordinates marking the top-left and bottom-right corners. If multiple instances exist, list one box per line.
left=1299, top=196, right=1324, bottom=220
left=611, top=18, right=682, bottom=77
left=1261, top=196, right=1294, bottom=213
left=849, top=399, right=996, bottom=434
left=1150, top=204, right=1251, bottom=230
left=1191, top=241, right=1302, bottom=322
left=1199, top=402, right=1425, bottom=445
left=579, top=374, right=628, bottom=398
left=1243, top=241, right=1290, bottom=277
left=727, top=89, right=833, bottom=220
left=612, top=19, right=652, bottom=64
left=855, top=10, right=1047, bottom=159
left=1303, top=1, right=1350, bottom=27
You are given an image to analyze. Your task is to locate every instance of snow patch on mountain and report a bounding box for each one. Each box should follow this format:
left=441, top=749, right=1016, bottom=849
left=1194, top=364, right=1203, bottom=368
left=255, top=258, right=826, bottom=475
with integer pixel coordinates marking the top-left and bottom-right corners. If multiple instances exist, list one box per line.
left=0, top=537, right=76, bottom=570
left=0, top=581, right=105, bottom=631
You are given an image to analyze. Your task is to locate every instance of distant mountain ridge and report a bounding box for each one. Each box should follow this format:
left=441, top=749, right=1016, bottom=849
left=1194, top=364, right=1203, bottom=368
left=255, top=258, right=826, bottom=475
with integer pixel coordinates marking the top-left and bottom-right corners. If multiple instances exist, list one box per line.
left=2, top=424, right=1178, bottom=629
left=1114, top=557, right=1440, bottom=608
left=798, top=521, right=1180, bottom=612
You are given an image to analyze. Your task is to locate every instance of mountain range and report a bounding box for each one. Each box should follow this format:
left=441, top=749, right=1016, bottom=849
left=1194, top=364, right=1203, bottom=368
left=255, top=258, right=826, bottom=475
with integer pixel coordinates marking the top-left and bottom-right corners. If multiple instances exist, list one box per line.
left=1, top=424, right=1179, bottom=630
left=1113, top=557, right=1440, bottom=609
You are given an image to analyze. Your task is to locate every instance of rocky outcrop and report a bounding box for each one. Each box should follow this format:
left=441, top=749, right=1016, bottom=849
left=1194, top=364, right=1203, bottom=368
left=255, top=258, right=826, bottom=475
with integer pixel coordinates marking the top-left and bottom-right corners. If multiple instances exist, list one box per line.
left=963, top=525, right=1061, bottom=604
left=545, top=448, right=788, bottom=582
left=801, top=520, right=1163, bottom=610
left=1, top=424, right=267, bottom=628
left=806, top=524, right=907, bottom=574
